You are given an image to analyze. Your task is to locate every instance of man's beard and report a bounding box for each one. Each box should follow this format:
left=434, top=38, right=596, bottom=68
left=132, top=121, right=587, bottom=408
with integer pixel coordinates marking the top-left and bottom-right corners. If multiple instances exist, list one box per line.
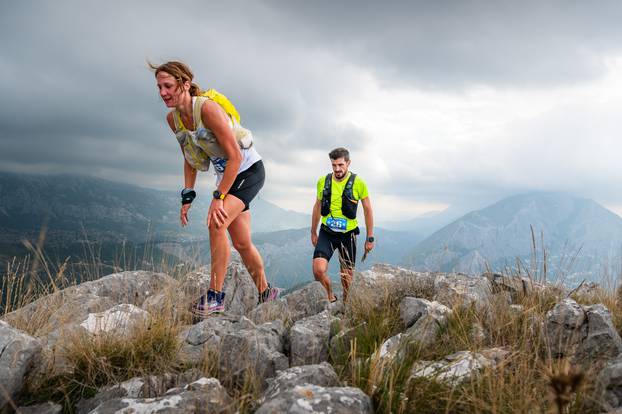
left=334, top=171, right=345, bottom=178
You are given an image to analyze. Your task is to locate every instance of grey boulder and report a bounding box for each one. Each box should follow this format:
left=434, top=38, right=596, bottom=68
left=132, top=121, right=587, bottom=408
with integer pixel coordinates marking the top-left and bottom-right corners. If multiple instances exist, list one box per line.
left=249, top=282, right=329, bottom=325
left=409, top=348, right=509, bottom=386
left=0, top=321, right=42, bottom=412
left=546, top=299, right=622, bottom=365
left=433, top=273, right=492, bottom=310
left=85, top=377, right=232, bottom=414
left=349, top=264, right=435, bottom=310
left=255, top=384, right=373, bottom=414
left=259, top=362, right=341, bottom=405
left=289, top=310, right=337, bottom=366
left=177, top=315, right=237, bottom=365
left=218, top=317, right=288, bottom=388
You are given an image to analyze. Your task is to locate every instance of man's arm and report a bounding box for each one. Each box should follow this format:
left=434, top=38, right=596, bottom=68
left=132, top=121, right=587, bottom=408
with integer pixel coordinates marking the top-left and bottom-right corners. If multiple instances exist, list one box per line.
left=311, top=198, right=321, bottom=246
left=361, top=197, right=374, bottom=251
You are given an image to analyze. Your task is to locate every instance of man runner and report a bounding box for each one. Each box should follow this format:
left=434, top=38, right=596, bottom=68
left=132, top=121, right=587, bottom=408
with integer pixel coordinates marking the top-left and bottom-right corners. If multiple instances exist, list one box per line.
left=311, top=147, right=375, bottom=302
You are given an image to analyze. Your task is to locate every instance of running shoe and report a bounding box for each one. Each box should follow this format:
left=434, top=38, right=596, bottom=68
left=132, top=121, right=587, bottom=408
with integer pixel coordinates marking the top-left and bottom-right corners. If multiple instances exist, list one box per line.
left=258, top=284, right=282, bottom=304
left=192, top=289, right=225, bottom=320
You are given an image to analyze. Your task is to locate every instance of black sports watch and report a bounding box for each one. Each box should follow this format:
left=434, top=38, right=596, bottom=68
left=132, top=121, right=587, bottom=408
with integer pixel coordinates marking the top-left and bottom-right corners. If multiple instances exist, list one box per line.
left=366, top=236, right=375, bottom=243
left=213, top=190, right=225, bottom=200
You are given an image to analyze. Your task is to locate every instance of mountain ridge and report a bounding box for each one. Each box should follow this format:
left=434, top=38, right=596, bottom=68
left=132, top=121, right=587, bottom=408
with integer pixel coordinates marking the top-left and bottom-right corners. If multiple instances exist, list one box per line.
left=407, top=192, right=622, bottom=283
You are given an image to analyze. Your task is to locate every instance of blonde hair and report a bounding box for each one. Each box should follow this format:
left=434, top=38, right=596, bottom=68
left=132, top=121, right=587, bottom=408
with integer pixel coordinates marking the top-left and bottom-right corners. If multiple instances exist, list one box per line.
left=149, top=60, right=202, bottom=96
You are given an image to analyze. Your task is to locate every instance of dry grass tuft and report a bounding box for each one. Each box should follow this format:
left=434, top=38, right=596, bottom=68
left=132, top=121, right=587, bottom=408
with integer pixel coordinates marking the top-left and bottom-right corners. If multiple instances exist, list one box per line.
left=332, top=271, right=604, bottom=413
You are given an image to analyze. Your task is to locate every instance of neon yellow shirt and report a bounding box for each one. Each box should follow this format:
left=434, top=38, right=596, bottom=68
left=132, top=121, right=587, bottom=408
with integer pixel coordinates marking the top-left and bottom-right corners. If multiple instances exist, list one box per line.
left=316, top=172, right=369, bottom=232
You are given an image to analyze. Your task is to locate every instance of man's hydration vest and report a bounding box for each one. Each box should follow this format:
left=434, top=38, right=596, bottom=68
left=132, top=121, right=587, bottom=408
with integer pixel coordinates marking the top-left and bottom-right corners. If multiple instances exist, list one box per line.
left=320, top=173, right=358, bottom=219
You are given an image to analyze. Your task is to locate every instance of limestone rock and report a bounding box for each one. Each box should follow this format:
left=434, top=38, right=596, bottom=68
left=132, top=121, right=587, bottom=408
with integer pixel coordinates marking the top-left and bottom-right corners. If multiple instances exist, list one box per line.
left=3, top=270, right=174, bottom=340
left=403, top=300, right=452, bottom=348
left=84, top=377, right=232, bottom=414
left=177, top=315, right=237, bottom=365
left=433, top=273, right=492, bottom=310
left=255, top=384, right=373, bottom=414
left=79, top=304, right=150, bottom=336
left=218, top=317, right=288, bottom=388
left=577, top=304, right=622, bottom=363
left=595, top=355, right=622, bottom=412
left=545, top=298, right=586, bottom=358
left=349, top=264, right=435, bottom=310
left=249, top=282, right=329, bottom=325
left=409, top=349, right=507, bottom=386
left=0, top=321, right=42, bottom=412
left=289, top=310, right=337, bottom=366
left=400, top=297, right=434, bottom=329
left=77, top=370, right=203, bottom=414
left=546, top=299, right=622, bottom=365
left=259, top=362, right=341, bottom=405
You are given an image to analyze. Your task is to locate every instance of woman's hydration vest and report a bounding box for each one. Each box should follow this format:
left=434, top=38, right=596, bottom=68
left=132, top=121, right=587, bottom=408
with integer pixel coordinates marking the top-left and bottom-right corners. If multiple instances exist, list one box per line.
left=321, top=173, right=358, bottom=219
left=172, top=90, right=253, bottom=171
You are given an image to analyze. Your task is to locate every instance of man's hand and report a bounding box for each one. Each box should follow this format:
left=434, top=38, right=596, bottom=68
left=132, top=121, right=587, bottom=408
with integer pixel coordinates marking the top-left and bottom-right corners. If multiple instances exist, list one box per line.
left=207, top=198, right=228, bottom=228
left=364, top=240, right=374, bottom=253
left=180, top=204, right=191, bottom=226
left=311, top=232, right=318, bottom=247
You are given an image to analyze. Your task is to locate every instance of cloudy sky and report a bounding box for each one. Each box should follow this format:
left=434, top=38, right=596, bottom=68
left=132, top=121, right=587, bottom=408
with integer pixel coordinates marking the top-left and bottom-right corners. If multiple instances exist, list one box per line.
left=2, top=1, right=622, bottom=221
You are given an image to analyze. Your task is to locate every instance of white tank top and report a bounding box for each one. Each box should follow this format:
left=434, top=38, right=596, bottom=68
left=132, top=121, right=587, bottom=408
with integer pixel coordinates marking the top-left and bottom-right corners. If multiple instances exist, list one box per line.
left=186, top=97, right=262, bottom=185
left=211, top=146, right=262, bottom=185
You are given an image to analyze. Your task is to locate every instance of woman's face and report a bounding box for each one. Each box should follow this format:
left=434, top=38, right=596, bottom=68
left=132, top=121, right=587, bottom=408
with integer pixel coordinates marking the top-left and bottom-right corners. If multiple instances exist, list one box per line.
left=156, top=71, right=188, bottom=108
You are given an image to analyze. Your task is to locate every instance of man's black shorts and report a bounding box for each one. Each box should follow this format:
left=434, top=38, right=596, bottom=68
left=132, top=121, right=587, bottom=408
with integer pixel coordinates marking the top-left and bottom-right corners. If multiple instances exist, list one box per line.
left=313, top=225, right=359, bottom=269
left=229, top=160, right=265, bottom=211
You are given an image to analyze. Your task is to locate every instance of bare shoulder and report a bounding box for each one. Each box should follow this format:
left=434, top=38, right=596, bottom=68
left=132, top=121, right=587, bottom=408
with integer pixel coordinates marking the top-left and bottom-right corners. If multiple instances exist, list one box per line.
left=166, top=111, right=176, bottom=132
left=200, top=99, right=228, bottom=127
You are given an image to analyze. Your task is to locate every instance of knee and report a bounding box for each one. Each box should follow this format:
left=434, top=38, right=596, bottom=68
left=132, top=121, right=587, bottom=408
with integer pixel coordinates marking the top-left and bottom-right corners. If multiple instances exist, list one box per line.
left=312, top=263, right=325, bottom=279
left=209, top=222, right=227, bottom=236
left=232, top=239, right=252, bottom=253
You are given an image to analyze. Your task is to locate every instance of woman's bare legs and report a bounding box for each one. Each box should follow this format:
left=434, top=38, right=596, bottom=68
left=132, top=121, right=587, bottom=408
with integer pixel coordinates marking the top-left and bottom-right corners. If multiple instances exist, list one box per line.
left=228, top=210, right=269, bottom=293
left=208, top=195, right=245, bottom=291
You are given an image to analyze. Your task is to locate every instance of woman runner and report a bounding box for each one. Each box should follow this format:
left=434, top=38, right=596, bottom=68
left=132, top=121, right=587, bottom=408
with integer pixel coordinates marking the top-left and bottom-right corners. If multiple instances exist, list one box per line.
left=151, top=61, right=280, bottom=317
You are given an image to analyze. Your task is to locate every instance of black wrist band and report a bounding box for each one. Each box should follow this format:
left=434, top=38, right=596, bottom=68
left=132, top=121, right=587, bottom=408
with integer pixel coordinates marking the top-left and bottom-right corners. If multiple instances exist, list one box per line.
left=181, top=188, right=196, bottom=205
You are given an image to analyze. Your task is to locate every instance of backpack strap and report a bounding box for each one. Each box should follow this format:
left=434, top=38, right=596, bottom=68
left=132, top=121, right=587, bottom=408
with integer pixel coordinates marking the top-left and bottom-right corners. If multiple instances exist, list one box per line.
left=341, top=173, right=358, bottom=220
left=193, top=96, right=210, bottom=130
left=171, top=110, right=185, bottom=132
left=344, top=173, right=357, bottom=197
left=320, top=173, right=332, bottom=217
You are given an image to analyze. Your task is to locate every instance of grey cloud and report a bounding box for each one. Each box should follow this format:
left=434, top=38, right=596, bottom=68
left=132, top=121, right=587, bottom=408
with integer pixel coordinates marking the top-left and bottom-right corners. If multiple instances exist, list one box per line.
left=268, top=0, right=622, bottom=89
left=2, top=0, right=622, bottom=219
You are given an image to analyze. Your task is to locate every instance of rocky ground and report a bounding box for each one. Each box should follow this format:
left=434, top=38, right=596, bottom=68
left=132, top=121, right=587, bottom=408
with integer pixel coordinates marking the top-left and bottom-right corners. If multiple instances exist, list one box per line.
left=1, top=262, right=622, bottom=413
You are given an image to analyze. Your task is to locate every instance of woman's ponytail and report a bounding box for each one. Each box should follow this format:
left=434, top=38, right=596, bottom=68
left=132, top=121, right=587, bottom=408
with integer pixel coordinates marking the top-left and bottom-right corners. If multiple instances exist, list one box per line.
left=189, top=82, right=202, bottom=96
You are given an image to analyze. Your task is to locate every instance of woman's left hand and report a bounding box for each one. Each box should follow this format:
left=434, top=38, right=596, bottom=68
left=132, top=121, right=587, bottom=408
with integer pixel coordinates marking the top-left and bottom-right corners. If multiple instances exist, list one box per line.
left=207, top=198, right=228, bottom=228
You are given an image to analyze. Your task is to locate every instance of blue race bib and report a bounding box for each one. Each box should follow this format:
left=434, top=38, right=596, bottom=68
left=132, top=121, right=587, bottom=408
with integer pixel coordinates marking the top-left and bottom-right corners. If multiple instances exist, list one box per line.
left=326, top=217, right=347, bottom=231
left=210, top=156, right=227, bottom=173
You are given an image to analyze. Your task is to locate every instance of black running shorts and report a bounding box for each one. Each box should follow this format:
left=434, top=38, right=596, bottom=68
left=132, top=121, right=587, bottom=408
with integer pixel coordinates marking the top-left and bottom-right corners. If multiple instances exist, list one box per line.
left=313, top=225, right=358, bottom=269
left=228, top=160, right=265, bottom=211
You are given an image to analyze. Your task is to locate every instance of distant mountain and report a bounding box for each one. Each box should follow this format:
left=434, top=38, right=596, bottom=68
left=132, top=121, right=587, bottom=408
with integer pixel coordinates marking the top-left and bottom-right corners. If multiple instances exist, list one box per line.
left=3, top=172, right=417, bottom=290
left=379, top=206, right=469, bottom=238
left=0, top=172, right=309, bottom=268
left=157, top=227, right=422, bottom=290
left=407, top=192, right=622, bottom=284
left=0, top=172, right=310, bottom=239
